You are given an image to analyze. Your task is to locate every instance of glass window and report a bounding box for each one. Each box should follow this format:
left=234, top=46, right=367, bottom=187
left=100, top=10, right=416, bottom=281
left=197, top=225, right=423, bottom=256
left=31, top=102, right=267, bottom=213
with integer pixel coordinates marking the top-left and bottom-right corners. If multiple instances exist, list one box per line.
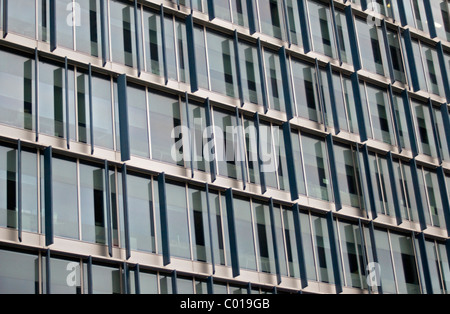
left=355, top=18, right=387, bottom=76
left=52, top=157, right=79, bottom=240
left=209, top=190, right=231, bottom=266
left=422, top=168, right=446, bottom=229
left=159, top=273, right=173, bottom=294
left=390, top=232, right=420, bottom=294
left=434, top=107, right=450, bottom=162
left=412, top=99, right=438, bottom=158
left=0, top=50, right=35, bottom=130
left=308, top=0, right=336, bottom=58
left=76, top=0, right=104, bottom=57
left=282, top=207, right=300, bottom=278
left=291, top=130, right=306, bottom=196
left=194, top=26, right=209, bottom=90
left=334, top=144, right=361, bottom=209
left=312, top=215, right=335, bottom=284
left=143, top=8, right=163, bottom=76
left=238, top=40, right=263, bottom=105
left=423, top=240, right=445, bottom=294
left=432, top=0, right=450, bottom=42
left=372, top=229, right=396, bottom=294
left=127, top=173, right=156, bottom=253
left=322, top=71, right=350, bottom=132
left=0, top=145, right=17, bottom=229
left=259, top=121, right=277, bottom=188
left=149, top=91, right=182, bottom=166
left=253, top=201, right=277, bottom=274
left=391, top=93, right=411, bottom=150
left=338, top=221, right=365, bottom=289
left=188, top=186, right=212, bottom=263
left=0, top=249, right=39, bottom=294
left=127, top=85, right=149, bottom=158
left=365, top=84, right=395, bottom=145
left=291, top=59, right=319, bottom=122
left=286, top=0, right=302, bottom=47
left=213, top=0, right=232, bottom=22
left=177, top=277, right=194, bottom=294
left=91, top=74, right=114, bottom=150
left=166, top=182, right=190, bottom=260
left=437, top=243, right=450, bottom=294
left=39, top=61, right=76, bottom=139
left=207, top=30, right=237, bottom=98
left=386, top=29, right=406, bottom=83
left=85, top=263, right=121, bottom=294
left=213, top=108, right=243, bottom=181
left=136, top=270, right=158, bottom=294
left=44, top=258, right=81, bottom=294
left=164, top=16, right=178, bottom=81
left=76, top=70, right=91, bottom=144
left=410, top=39, right=428, bottom=91
left=243, top=117, right=260, bottom=185
left=56, top=0, right=74, bottom=49
left=175, top=19, right=190, bottom=83
left=8, top=0, right=36, bottom=38
left=335, top=11, right=353, bottom=65
left=231, top=0, right=249, bottom=27
left=258, top=0, right=285, bottom=40
left=195, top=279, right=208, bottom=294
left=421, top=44, right=445, bottom=97
left=110, top=0, right=137, bottom=67
left=411, top=0, right=430, bottom=34
left=301, top=134, right=332, bottom=202
left=274, top=125, right=290, bottom=192
left=342, top=76, right=359, bottom=134
left=183, top=100, right=208, bottom=172
left=22, top=150, right=38, bottom=233
left=233, top=197, right=257, bottom=271
left=80, top=163, right=106, bottom=244
left=264, top=49, right=286, bottom=112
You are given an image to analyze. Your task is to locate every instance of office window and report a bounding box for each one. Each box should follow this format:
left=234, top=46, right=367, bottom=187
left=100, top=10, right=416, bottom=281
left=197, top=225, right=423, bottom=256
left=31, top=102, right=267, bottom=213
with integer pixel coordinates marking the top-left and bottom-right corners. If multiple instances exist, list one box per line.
left=253, top=201, right=277, bottom=274
left=127, top=173, right=156, bottom=253
left=159, top=273, right=173, bottom=294
left=143, top=8, right=164, bottom=76
left=438, top=242, right=450, bottom=294
left=282, top=207, right=300, bottom=278
left=164, top=16, right=178, bottom=81
left=409, top=39, right=428, bottom=91
left=0, top=249, right=39, bottom=294
left=355, top=18, right=387, bottom=76
left=291, top=59, right=319, bottom=122
left=431, top=0, right=450, bottom=42
left=342, top=76, right=359, bottom=134
left=0, top=145, right=17, bottom=229
left=194, top=26, right=209, bottom=90
left=110, top=0, right=137, bottom=68
left=76, top=70, right=91, bottom=144
left=312, top=215, right=335, bottom=284
left=258, top=0, right=285, bottom=40
left=76, top=0, right=103, bottom=57
left=390, top=233, right=420, bottom=294
left=412, top=99, right=438, bottom=158
left=21, top=150, right=39, bottom=233
left=338, top=221, right=365, bottom=289
left=188, top=186, right=212, bottom=263
left=264, top=49, right=286, bottom=112
left=213, top=0, right=232, bottom=22
left=391, top=93, right=411, bottom=150
left=183, top=100, right=208, bottom=172
left=335, top=11, right=353, bottom=65
left=334, top=144, right=361, bottom=209
left=372, top=229, right=396, bottom=294
left=91, top=74, right=114, bottom=150
left=44, top=258, right=81, bottom=294
left=274, top=125, right=290, bottom=192
left=367, top=153, right=395, bottom=217
left=177, top=277, right=194, bottom=294
left=175, top=19, right=190, bottom=83
left=434, top=107, right=450, bottom=161
left=325, top=71, right=350, bottom=132
left=421, top=43, right=445, bottom=97
left=213, top=108, right=243, bottom=181
left=301, top=134, right=332, bottom=202
left=135, top=270, right=158, bottom=294
left=209, top=190, right=231, bottom=266
left=286, top=0, right=302, bottom=47
left=206, top=30, right=238, bottom=98
left=0, top=50, right=35, bottom=131
left=80, top=162, right=106, bottom=245
left=85, top=263, right=121, bottom=294
left=127, top=85, right=149, bottom=158
left=238, top=41, right=263, bottom=105
left=149, top=91, right=182, bottom=166
left=422, top=168, right=446, bottom=229
left=8, top=0, right=36, bottom=39
left=52, top=157, right=79, bottom=240
left=308, top=0, right=336, bottom=58
left=259, top=121, right=277, bottom=189
left=411, top=0, right=430, bottom=34
left=233, top=197, right=257, bottom=271
left=166, top=182, right=190, bottom=260
left=386, top=29, right=406, bottom=83
left=365, top=84, right=395, bottom=145
left=243, top=117, right=260, bottom=185
left=423, top=240, right=446, bottom=294
left=290, top=131, right=306, bottom=196
left=56, top=0, right=74, bottom=49
left=231, top=0, right=249, bottom=27
left=39, top=61, right=76, bottom=139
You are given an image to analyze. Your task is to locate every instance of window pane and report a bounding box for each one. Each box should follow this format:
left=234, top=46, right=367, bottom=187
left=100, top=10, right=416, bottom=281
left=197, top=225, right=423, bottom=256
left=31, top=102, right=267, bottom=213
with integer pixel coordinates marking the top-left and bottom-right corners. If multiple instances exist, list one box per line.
left=188, top=186, right=211, bottom=263
left=286, top=0, right=302, bottom=46
left=339, top=221, right=365, bottom=289
left=91, top=75, right=114, bottom=149
left=410, top=40, right=428, bottom=91
left=335, top=11, right=353, bottom=65
left=342, top=76, right=359, bottom=134
left=301, top=134, right=332, bottom=202
left=56, top=0, right=74, bottom=49
left=0, top=145, right=17, bottom=229
left=291, top=131, right=306, bottom=196
left=233, top=197, right=257, bottom=271
left=166, top=182, right=190, bottom=260
left=231, top=0, right=249, bottom=27
left=432, top=0, right=450, bottom=42
left=437, top=243, right=450, bottom=294
left=9, top=0, right=36, bottom=38
left=209, top=191, right=231, bottom=266
left=390, top=233, right=420, bottom=294
left=312, top=215, right=335, bottom=284
left=0, top=249, right=39, bottom=294
left=259, top=122, right=277, bottom=188
left=138, top=271, right=158, bottom=294
left=0, top=50, right=35, bottom=130
left=258, top=0, right=284, bottom=40
left=291, top=59, right=319, bottom=122
left=127, top=174, right=156, bottom=253
left=127, top=85, right=149, bottom=158
left=264, top=49, right=286, bottom=112
left=207, top=31, right=237, bottom=98
left=77, top=71, right=91, bottom=144
left=412, top=100, right=438, bottom=158
left=184, top=100, right=208, bottom=172
left=391, top=93, right=411, bottom=150
left=194, top=26, right=209, bottom=90
left=253, top=201, right=277, bottom=274
left=178, top=277, right=194, bottom=294
left=423, top=169, right=446, bottom=229
left=213, top=0, right=231, bottom=22
left=308, top=0, right=336, bottom=58
left=282, top=207, right=300, bottom=278
left=355, top=18, right=386, bottom=76
left=421, top=44, right=445, bottom=97
left=149, top=91, right=183, bottom=166
left=76, top=0, right=103, bottom=57
left=45, top=258, right=81, bottom=294
left=334, top=144, right=361, bottom=208
left=53, top=157, right=79, bottom=240
left=143, top=8, right=163, bottom=76
left=175, top=20, right=190, bottom=83
left=243, top=118, right=260, bottom=185
left=80, top=163, right=106, bottom=244
left=434, top=107, right=450, bottom=162
left=373, top=229, right=396, bottom=294
left=164, top=16, right=178, bottom=81
left=424, top=240, right=444, bottom=294
left=110, top=0, right=136, bottom=67
left=85, top=264, right=121, bottom=294
left=387, top=30, right=406, bottom=83
left=22, top=150, right=38, bottom=233
left=238, top=41, right=263, bottom=105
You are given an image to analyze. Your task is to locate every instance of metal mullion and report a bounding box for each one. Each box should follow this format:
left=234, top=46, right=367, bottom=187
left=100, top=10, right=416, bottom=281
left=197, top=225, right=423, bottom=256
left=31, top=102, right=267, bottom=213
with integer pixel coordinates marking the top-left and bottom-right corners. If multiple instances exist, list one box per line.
left=287, top=54, right=299, bottom=118
left=134, top=0, right=142, bottom=76
left=338, top=73, right=352, bottom=132
left=351, top=145, right=364, bottom=213
left=258, top=40, right=269, bottom=113
left=37, top=149, right=42, bottom=235
left=2, top=0, right=7, bottom=38
left=326, top=63, right=341, bottom=134
left=106, top=0, right=112, bottom=62
left=386, top=151, right=403, bottom=225
left=65, top=58, right=71, bottom=149
left=326, top=133, right=341, bottom=210
left=110, top=76, right=117, bottom=151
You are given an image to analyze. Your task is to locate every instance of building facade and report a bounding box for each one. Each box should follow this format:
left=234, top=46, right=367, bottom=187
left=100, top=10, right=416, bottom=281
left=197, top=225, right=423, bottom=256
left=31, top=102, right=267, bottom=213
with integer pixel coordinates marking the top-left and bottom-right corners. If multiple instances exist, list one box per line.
left=0, top=0, right=449, bottom=294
